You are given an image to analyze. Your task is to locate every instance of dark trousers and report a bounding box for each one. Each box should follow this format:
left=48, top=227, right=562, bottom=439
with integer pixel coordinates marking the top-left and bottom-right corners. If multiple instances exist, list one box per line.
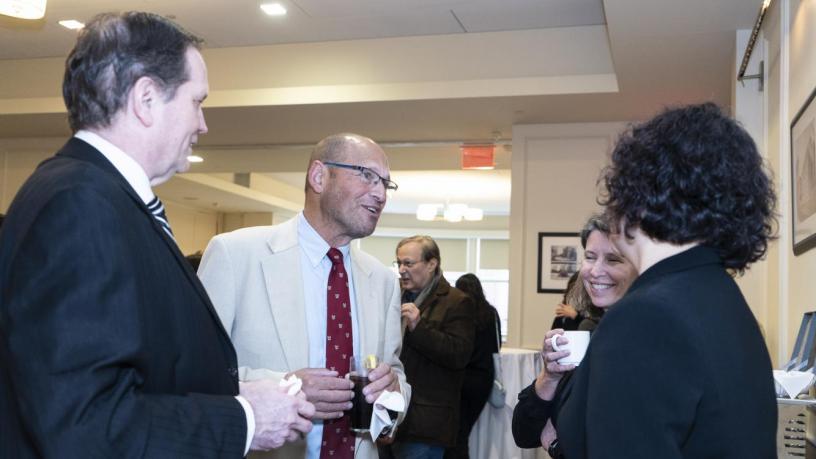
left=444, top=376, right=492, bottom=459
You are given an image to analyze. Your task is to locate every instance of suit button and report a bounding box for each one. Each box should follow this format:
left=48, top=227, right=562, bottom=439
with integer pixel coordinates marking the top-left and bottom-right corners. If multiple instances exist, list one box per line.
left=228, top=367, right=238, bottom=377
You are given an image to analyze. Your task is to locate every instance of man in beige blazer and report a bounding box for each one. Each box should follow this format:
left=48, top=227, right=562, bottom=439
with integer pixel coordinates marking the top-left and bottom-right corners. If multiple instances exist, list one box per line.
left=198, top=133, right=410, bottom=459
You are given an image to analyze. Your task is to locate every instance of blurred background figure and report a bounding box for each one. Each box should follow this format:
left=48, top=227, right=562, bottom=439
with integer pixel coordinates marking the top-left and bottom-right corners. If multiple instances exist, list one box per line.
left=549, top=273, right=582, bottom=331
left=549, top=271, right=604, bottom=332
left=445, top=273, right=501, bottom=459
left=386, top=235, right=474, bottom=459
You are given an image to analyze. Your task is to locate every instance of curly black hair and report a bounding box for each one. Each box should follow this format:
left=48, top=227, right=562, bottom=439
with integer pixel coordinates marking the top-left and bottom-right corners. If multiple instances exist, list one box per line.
left=600, top=103, right=777, bottom=274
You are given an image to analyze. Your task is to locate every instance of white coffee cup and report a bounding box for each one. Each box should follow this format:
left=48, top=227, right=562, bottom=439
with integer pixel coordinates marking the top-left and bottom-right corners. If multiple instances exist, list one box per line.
left=549, top=330, right=590, bottom=366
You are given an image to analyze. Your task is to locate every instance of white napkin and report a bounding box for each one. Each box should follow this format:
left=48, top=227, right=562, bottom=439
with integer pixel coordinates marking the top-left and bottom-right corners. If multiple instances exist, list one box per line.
left=773, top=369, right=814, bottom=398
left=369, top=390, right=405, bottom=440
left=279, top=374, right=303, bottom=396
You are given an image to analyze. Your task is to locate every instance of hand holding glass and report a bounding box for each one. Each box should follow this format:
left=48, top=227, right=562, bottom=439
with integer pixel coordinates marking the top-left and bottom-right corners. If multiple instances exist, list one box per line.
left=349, top=355, right=378, bottom=433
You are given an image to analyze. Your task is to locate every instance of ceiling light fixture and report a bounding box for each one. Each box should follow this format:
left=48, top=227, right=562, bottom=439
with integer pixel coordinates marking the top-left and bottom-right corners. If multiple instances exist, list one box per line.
left=58, top=19, right=84, bottom=30
left=0, top=0, right=46, bottom=19
left=187, top=155, right=204, bottom=163
left=416, top=203, right=483, bottom=222
left=260, top=2, right=287, bottom=16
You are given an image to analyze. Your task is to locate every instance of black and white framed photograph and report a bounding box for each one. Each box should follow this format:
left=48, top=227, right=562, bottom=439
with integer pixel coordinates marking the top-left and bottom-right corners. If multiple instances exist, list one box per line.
left=791, top=84, right=816, bottom=255
left=537, top=232, right=583, bottom=293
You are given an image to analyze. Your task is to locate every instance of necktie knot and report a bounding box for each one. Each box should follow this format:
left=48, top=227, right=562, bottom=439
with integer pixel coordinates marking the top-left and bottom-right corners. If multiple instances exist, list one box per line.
left=327, top=248, right=343, bottom=266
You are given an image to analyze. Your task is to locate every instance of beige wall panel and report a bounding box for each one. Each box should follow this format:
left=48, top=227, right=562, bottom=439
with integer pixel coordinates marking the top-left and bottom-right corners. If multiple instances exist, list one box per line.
left=509, top=123, right=624, bottom=349
left=480, top=239, right=509, bottom=270
left=1, top=149, right=50, bottom=212
left=783, top=0, right=816, bottom=366
left=359, top=236, right=404, bottom=268
left=163, top=201, right=219, bottom=256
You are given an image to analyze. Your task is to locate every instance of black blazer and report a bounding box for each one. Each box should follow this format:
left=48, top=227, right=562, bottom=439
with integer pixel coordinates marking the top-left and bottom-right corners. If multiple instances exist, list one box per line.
left=396, top=277, right=475, bottom=447
left=0, top=139, right=247, bottom=458
left=555, top=246, right=777, bottom=459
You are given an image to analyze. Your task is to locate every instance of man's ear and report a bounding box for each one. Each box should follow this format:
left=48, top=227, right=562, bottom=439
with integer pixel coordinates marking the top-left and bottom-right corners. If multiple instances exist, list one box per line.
left=130, top=76, right=159, bottom=127
left=427, top=258, right=439, bottom=274
left=306, top=160, right=326, bottom=193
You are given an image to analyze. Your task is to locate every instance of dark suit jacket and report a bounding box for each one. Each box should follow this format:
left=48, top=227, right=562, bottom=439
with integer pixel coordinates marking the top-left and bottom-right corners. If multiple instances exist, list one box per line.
left=396, top=277, right=475, bottom=447
left=0, top=138, right=247, bottom=458
left=555, top=246, right=777, bottom=459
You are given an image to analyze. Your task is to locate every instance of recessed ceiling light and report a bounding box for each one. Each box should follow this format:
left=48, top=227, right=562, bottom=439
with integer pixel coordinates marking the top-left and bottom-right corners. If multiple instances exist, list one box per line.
left=58, top=19, right=84, bottom=30
left=260, top=3, right=287, bottom=16
left=0, top=0, right=46, bottom=20
left=187, top=155, right=204, bottom=163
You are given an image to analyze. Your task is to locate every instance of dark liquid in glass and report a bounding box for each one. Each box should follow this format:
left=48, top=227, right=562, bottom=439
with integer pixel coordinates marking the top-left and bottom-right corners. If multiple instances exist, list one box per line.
left=349, top=374, right=372, bottom=432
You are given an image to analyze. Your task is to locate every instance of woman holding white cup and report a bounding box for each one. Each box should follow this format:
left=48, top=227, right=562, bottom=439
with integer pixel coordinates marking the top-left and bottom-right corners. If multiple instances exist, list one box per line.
left=512, top=215, right=637, bottom=456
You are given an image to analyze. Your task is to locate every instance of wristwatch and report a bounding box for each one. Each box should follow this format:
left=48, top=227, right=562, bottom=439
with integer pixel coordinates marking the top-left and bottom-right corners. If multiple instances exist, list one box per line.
left=547, top=439, right=559, bottom=458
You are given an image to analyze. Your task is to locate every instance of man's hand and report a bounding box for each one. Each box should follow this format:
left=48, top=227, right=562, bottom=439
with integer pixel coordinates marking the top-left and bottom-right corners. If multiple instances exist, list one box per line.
left=362, top=362, right=399, bottom=403
left=401, top=302, right=420, bottom=331
left=290, top=368, right=354, bottom=420
left=239, top=380, right=315, bottom=451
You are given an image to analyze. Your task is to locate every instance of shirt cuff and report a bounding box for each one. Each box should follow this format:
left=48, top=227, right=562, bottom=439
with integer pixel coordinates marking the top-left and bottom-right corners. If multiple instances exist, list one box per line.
left=235, top=395, right=255, bottom=455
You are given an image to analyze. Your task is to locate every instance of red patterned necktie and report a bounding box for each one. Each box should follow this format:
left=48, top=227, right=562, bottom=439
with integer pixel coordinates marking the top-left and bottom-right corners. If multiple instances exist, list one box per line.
left=321, top=248, right=354, bottom=459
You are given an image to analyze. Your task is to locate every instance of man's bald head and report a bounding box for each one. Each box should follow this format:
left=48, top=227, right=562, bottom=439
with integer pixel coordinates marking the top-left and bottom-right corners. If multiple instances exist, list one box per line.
left=309, top=133, right=380, bottom=162
left=302, top=132, right=390, bottom=247
left=305, top=133, right=386, bottom=192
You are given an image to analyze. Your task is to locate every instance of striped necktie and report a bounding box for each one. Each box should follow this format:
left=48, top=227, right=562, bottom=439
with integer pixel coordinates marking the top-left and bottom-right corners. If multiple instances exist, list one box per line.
left=147, top=196, right=174, bottom=238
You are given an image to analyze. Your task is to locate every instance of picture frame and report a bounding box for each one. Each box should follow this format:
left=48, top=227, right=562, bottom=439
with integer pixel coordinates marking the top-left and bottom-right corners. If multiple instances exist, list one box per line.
left=791, top=85, right=816, bottom=255
left=537, top=232, right=583, bottom=293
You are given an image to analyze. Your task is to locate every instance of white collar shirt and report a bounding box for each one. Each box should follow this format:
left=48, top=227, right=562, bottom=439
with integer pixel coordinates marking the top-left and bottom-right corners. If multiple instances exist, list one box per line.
left=297, top=212, right=360, bottom=459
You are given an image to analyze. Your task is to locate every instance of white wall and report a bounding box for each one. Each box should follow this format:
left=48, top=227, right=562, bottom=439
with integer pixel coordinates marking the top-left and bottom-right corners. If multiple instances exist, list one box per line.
left=779, top=0, right=816, bottom=365
left=508, top=122, right=625, bottom=349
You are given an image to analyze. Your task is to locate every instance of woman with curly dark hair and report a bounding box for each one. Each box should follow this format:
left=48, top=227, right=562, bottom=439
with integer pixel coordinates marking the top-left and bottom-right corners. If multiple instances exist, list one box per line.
left=553, top=103, right=778, bottom=458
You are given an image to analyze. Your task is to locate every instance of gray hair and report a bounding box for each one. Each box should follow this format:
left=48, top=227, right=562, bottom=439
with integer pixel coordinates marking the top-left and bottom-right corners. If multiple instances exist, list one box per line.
left=396, top=235, right=441, bottom=275
left=63, top=12, right=202, bottom=132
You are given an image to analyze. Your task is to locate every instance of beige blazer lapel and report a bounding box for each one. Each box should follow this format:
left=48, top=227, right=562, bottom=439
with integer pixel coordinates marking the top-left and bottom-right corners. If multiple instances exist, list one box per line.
left=260, top=219, right=309, bottom=372
left=350, top=246, right=377, bottom=358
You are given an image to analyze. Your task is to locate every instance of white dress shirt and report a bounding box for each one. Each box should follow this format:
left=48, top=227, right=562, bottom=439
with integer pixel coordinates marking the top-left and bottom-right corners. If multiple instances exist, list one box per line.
left=297, top=212, right=361, bottom=459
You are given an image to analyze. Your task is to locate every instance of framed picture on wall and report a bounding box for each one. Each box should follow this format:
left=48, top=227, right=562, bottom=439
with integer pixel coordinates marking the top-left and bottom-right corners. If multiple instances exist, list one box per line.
left=537, top=232, right=583, bottom=293
left=791, top=84, right=816, bottom=255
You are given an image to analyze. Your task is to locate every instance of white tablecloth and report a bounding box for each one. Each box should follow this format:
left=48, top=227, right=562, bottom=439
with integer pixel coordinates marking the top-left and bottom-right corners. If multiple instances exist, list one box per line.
left=468, top=348, right=549, bottom=459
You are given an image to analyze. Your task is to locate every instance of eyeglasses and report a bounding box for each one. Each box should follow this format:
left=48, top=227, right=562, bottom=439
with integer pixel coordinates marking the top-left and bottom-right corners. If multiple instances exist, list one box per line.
left=323, top=161, right=398, bottom=192
left=393, top=259, right=422, bottom=269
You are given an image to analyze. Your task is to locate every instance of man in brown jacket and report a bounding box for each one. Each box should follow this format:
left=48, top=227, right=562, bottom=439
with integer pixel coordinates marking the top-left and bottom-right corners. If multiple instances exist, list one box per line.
left=384, top=235, right=475, bottom=458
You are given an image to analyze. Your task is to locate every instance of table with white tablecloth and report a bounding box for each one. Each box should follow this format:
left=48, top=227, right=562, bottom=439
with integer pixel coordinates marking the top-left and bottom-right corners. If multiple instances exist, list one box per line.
left=468, top=347, right=549, bottom=459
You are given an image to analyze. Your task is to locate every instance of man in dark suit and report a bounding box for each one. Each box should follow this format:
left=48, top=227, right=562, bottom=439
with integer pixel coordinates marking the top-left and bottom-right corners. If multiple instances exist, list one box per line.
left=0, top=12, right=313, bottom=458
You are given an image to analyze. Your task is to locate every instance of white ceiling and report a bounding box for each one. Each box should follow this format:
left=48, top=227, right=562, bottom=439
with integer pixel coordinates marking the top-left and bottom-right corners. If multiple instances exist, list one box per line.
left=0, top=0, right=606, bottom=59
left=0, top=0, right=762, bottom=224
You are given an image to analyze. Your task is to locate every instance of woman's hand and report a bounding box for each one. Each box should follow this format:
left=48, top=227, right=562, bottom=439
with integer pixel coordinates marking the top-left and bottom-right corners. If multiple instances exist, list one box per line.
left=541, top=420, right=557, bottom=453
left=554, top=303, right=578, bottom=320
left=534, top=329, right=576, bottom=400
